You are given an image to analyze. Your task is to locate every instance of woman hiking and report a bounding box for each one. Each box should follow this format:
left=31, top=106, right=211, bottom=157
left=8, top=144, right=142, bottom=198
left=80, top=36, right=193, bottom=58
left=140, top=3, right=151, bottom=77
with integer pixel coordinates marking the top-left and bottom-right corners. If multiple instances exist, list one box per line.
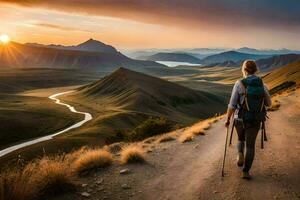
left=225, top=60, right=272, bottom=179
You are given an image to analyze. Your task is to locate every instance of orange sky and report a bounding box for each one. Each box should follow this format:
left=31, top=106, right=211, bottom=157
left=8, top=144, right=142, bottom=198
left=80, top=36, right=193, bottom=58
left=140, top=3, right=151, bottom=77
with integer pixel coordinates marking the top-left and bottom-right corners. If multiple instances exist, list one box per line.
left=1, top=1, right=300, bottom=50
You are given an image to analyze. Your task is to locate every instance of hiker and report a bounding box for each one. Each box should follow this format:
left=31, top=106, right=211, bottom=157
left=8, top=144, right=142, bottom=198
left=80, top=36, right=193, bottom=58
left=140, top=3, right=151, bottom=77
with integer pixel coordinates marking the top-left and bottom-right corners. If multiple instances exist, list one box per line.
left=225, top=60, right=271, bottom=179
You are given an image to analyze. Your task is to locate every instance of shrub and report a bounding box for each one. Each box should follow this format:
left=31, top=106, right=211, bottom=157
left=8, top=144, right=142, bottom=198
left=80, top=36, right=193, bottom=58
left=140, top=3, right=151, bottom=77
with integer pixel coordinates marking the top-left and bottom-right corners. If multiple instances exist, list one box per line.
left=127, top=117, right=173, bottom=141
left=73, top=149, right=113, bottom=174
left=120, top=146, right=145, bottom=164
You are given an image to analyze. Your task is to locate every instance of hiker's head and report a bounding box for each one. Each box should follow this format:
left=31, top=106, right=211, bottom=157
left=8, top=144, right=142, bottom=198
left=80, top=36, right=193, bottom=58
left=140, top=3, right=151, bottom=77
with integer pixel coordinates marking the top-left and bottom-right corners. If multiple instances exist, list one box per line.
left=242, top=60, right=258, bottom=77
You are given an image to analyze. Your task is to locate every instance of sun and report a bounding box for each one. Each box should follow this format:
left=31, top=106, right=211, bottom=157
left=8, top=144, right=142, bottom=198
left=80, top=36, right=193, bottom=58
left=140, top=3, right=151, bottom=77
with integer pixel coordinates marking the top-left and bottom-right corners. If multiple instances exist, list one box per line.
left=0, top=34, right=10, bottom=44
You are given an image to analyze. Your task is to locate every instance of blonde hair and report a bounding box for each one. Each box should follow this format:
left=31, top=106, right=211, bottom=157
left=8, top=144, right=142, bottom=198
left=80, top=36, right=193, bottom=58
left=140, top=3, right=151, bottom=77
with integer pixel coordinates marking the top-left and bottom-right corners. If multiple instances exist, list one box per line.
left=242, top=60, right=258, bottom=77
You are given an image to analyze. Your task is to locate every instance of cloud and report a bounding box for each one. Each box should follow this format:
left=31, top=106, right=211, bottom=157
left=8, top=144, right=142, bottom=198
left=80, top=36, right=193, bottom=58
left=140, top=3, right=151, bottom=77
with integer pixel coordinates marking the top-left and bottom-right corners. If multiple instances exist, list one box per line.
left=1, top=0, right=300, bottom=30
left=32, top=22, right=93, bottom=33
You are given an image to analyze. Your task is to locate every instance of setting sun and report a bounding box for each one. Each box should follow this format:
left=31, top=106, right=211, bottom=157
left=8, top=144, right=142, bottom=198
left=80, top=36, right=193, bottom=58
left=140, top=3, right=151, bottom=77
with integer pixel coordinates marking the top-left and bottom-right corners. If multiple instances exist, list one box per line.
left=0, top=34, right=10, bottom=44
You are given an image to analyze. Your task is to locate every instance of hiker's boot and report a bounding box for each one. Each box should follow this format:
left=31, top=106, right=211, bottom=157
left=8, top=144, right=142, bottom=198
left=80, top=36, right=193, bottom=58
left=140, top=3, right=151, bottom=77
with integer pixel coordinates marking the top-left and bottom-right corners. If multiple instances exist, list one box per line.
left=242, top=171, right=252, bottom=180
left=237, top=152, right=244, bottom=167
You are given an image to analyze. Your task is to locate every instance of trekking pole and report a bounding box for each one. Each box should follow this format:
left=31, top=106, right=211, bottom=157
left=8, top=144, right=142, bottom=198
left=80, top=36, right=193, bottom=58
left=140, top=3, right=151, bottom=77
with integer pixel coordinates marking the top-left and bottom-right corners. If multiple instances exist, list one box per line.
left=229, top=119, right=235, bottom=146
left=222, top=126, right=229, bottom=177
left=263, top=121, right=267, bottom=141
left=261, top=122, right=264, bottom=149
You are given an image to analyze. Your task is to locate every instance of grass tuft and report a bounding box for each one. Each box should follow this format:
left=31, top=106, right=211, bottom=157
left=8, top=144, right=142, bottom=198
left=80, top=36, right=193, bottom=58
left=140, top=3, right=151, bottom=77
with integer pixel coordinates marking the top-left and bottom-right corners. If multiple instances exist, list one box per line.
left=0, top=169, right=36, bottom=200
left=267, top=99, right=280, bottom=111
left=73, top=149, right=113, bottom=174
left=193, top=130, right=205, bottom=136
left=0, top=156, right=76, bottom=200
left=120, top=145, right=145, bottom=164
left=178, top=133, right=194, bottom=143
left=157, top=135, right=176, bottom=143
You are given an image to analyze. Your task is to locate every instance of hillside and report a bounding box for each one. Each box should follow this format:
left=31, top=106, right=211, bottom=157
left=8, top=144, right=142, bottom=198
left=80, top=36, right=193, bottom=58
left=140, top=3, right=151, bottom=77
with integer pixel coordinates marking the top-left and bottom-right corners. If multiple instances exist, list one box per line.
left=26, top=38, right=118, bottom=53
left=207, top=60, right=239, bottom=68
left=201, top=51, right=270, bottom=65
left=55, top=68, right=227, bottom=145
left=139, top=52, right=202, bottom=64
left=263, top=60, right=300, bottom=91
left=256, top=54, right=300, bottom=72
left=0, top=41, right=164, bottom=71
left=75, top=67, right=225, bottom=121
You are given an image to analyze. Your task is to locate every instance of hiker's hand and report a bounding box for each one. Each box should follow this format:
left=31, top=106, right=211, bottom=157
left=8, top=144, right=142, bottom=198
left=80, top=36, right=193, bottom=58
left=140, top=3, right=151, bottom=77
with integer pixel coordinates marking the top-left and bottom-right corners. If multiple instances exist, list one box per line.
left=225, top=120, right=230, bottom=127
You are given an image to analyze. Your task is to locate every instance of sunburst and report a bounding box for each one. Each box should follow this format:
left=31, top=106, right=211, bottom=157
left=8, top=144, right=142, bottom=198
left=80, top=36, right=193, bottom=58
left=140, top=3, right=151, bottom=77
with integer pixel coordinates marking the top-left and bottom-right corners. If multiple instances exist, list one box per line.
left=0, top=34, right=10, bottom=44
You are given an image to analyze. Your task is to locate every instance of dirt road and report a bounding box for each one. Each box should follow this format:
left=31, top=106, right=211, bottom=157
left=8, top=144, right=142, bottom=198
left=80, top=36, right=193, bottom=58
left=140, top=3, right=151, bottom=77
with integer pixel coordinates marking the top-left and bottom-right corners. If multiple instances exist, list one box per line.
left=57, top=89, right=300, bottom=200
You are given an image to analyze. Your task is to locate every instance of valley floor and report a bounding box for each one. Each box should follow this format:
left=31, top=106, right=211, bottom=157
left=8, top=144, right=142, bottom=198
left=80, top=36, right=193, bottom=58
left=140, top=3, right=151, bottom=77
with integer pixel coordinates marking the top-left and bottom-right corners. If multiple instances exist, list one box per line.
left=54, top=89, right=300, bottom=200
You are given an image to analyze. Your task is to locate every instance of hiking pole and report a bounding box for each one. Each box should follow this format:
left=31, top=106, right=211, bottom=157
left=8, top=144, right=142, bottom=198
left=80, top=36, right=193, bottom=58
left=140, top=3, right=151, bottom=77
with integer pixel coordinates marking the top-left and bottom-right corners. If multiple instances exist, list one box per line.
left=222, top=126, right=229, bottom=177
left=261, top=122, right=264, bottom=149
left=263, top=121, right=267, bottom=141
left=229, top=119, right=235, bottom=146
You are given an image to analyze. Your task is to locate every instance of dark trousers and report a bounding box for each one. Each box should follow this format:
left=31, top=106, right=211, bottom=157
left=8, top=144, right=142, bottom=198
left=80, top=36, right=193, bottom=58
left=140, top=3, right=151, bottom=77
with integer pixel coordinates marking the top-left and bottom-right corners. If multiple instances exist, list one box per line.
left=235, top=121, right=261, bottom=172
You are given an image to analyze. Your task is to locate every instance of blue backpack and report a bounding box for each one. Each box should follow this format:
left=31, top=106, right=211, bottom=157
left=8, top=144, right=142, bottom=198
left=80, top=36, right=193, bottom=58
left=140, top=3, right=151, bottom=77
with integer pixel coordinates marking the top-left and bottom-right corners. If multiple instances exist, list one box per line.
left=238, top=76, right=266, bottom=123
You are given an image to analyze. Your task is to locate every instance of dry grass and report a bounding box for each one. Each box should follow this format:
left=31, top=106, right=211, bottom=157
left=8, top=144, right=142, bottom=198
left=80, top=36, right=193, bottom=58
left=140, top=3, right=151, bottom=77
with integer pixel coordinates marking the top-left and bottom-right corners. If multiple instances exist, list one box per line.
left=177, top=116, right=222, bottom=144
left=143, top=137, right=157, bottom=144
left=103, top=142, right=125, bottom=154
left=178, top=132, right=194, bottom=143
left=120, top=145, right=145, bottom=164
left=193, top=130, right=205, bottom=136
left=267, top=99, right=281, bottom=111
left=32, top=157, right=77, bottom=196
left=0, top=169, right=36, bottom=200
left=73, top=149, right=113, bottom=174
left=157, top=134, right=176, bottom=143
left=0, top=156, right=76, bottom=200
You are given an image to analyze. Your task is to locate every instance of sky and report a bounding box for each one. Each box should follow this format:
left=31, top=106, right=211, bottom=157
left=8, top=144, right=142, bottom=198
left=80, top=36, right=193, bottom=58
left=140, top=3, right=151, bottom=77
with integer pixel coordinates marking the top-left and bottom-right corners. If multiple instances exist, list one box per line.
left=0, top=0, right=300, bottom=50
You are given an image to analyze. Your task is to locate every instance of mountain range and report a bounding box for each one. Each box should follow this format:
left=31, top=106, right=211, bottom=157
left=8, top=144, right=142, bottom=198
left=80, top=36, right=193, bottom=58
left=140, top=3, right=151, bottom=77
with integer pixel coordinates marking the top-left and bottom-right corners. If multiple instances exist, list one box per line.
left=199, top=51, right=271, bottom=65
left=256, top=54, right=300, bottom=72
left=125, top=47, right=300, bottom=60
left=0, top=40, right=165, bottom=72
left=26, top=38, right=118, bottom=54
left=138, top=51, right=271, bottom=65
left=236, top=47, right=300, bottom=55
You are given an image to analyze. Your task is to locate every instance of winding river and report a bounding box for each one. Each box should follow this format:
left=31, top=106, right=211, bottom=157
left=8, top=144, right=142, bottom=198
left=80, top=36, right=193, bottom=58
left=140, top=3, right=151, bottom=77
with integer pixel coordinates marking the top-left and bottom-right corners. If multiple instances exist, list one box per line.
left=0, top=91, right=93, bottom=157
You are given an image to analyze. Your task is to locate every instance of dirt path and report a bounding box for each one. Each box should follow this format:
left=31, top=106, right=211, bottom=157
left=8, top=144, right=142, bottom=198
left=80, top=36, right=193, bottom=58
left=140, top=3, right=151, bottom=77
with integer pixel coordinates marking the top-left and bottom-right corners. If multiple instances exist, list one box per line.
left=57, top=89, right=300, bottom=200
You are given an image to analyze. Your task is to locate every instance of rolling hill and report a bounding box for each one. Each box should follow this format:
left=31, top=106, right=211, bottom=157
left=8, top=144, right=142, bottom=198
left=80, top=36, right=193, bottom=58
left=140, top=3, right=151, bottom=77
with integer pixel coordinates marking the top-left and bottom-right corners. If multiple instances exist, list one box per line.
left=201, top=51, right=270, bottom=65
left=139, top=52, right=202, bottom=64
left=256, top=54, right=300, bottom=72
left=61, top=67, right=226, bottom=144
left=0, top=41, right=165, bottom=72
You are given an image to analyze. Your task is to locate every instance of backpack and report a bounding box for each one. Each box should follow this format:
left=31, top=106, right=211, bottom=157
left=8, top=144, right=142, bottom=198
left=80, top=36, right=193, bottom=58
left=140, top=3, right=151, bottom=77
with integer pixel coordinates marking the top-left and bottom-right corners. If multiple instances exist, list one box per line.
left=238, top=76, right=266, bottom=124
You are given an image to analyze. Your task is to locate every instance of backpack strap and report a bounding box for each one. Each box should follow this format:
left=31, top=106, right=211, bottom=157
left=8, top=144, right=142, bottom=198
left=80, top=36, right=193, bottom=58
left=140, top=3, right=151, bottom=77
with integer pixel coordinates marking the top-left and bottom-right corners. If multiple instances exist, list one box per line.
left=239, top=79, right=250, bottom=111
left=256, top=77, right=266, bottom=112
left=260, top=97, right=265, bottom=112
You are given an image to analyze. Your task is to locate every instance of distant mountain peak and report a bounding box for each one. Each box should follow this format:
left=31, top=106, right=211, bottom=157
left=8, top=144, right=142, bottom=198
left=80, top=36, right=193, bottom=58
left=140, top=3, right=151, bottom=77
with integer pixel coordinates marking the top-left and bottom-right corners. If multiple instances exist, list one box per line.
left=81, top=38, right=104, bottom=45
left=76, top=39, right=117, bottom=53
